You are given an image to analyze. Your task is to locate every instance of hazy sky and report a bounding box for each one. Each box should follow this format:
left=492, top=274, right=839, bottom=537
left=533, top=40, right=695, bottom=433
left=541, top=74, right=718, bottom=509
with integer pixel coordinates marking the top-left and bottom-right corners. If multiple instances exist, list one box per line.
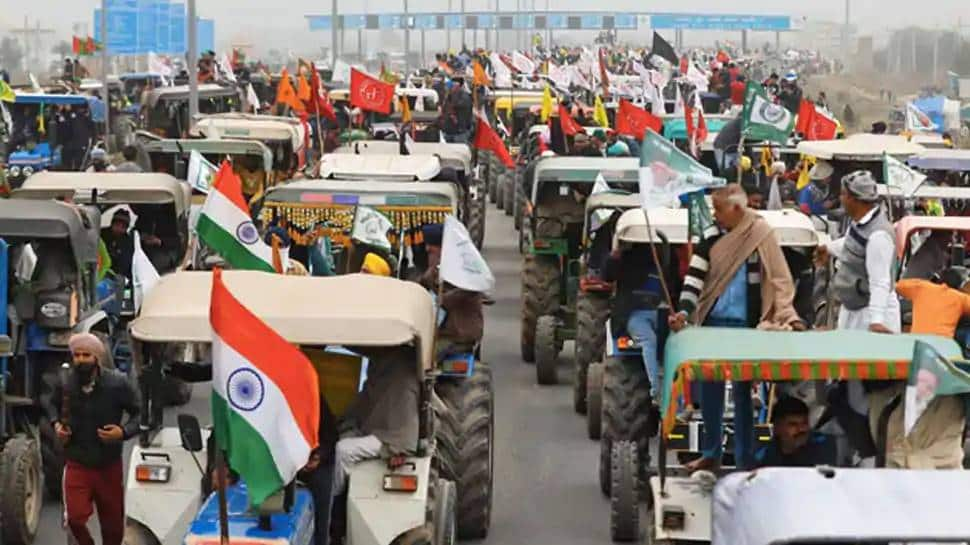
left=2, top=0, right=968, bottom=54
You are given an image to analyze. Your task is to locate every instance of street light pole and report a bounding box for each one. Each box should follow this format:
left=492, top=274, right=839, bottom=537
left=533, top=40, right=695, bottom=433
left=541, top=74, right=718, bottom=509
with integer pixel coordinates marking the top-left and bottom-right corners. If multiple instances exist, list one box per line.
left=188, top=0, right=199, bottom=123
left=331, top=0, right=338, bottom=67
left=101, top=0, right=111, bottom=151
left=404, top=0, right=410, bottom=75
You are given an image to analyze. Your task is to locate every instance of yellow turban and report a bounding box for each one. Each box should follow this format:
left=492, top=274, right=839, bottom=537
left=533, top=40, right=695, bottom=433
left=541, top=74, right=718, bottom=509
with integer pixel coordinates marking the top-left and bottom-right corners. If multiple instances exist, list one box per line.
left=361, top=253, right=391, bottom=277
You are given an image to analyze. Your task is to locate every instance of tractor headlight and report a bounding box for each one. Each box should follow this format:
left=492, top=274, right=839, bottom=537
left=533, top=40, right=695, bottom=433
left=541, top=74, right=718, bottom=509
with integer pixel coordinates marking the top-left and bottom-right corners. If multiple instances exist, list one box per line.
left=8, top=166, right=20, bottom=177
left=22, top=166, right=34, bottom=177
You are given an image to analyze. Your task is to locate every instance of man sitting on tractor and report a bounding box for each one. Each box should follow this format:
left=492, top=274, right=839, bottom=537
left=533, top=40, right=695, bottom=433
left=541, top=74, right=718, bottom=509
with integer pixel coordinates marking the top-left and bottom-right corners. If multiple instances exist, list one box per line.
left=755, top=395, right=837, bottom=468
left=602, top=239, right=681, bottom=411
left=332, top=347, right=421, bottom=498
left=669, top=184, right=804, bottom=471
left=419, top=223, right=484, bottom=359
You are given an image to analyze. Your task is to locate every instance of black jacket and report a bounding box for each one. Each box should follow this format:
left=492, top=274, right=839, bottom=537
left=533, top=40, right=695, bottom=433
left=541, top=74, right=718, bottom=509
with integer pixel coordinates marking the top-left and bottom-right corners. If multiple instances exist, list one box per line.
left=49, top=368, right=140, bottom=468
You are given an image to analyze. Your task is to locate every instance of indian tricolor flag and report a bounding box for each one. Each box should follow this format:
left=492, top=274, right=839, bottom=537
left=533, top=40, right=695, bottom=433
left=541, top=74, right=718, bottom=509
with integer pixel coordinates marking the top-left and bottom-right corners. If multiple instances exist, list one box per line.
left=210, top=268, right=320, bottom=505
left=196, top=161, right=279, bottom=272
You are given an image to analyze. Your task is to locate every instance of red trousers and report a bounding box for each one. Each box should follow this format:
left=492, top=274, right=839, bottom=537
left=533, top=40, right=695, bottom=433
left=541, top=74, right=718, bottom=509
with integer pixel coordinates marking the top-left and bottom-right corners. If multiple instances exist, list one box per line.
left=63, top=459, right=124, bottom=545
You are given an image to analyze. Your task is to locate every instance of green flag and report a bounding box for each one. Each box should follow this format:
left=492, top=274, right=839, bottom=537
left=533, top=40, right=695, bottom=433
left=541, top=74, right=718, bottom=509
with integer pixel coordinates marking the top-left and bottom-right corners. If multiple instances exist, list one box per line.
left=686, top=191, right=716, bottom=243
left=741, top=81, right=795, bottom=144
left=638, top=129, right=725, bottom=210
left=905, top=341, right=970, bottom=437
left=883, top=152, right=927, bottom=199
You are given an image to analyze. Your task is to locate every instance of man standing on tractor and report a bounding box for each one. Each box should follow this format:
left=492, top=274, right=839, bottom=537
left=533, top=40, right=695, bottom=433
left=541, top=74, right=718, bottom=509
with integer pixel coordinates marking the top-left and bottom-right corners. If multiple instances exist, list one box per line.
left=50, top=333, right=140, bottom=545
left=669, top=184, right=804, bottom=471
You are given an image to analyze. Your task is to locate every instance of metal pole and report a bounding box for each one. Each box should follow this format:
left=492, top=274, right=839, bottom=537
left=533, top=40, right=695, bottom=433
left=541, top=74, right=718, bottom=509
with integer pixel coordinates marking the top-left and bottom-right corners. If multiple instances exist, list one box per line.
left=460, top=0, right=466, bottom=48
left=932, top=30, right=939, bottom=83
left=404, top=0, right=410, bottom=75
left=331, top=0, right=338, bottom=67
left=421, top=29, right=426, bottom=69
left=187, top=0, right=199, bottom=125
left=100, top=2, right=111, bottom=152
left=447, top=0, right=452, bottom=52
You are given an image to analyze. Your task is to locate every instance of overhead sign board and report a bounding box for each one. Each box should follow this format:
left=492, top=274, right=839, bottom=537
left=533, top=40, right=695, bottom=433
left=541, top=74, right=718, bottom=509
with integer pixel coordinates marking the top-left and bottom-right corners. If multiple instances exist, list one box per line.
left=649, top=14, right=792, bottom=31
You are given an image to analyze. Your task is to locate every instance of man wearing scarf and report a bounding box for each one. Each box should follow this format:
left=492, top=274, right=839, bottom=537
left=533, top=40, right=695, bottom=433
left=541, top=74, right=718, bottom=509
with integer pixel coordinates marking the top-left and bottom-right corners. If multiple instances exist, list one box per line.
left=670, top=184, right=804, bottom=471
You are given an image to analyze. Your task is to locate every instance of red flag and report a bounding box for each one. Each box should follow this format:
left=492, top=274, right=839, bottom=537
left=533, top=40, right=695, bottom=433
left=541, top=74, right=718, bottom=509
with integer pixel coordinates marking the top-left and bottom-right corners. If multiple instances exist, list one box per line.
left=473, top=116, right=514, bottom=168
left=615, top=99, right=662, bottom=140
left=72, top=36, right=81, bottom=55
left=716, top=50, right=730, bottom=64
left=685, top=94, right=707, bottom=158
left=86, top=37, right=97, bottom=55
left=795, top=99, right=815, bottom=136
left=557, top=104, right=584, bottom=137
left=680, top=55, right=689, bottom=75
left=350, top=68, right=395, bottom=115
left=306, top=69, right=337, bottom=122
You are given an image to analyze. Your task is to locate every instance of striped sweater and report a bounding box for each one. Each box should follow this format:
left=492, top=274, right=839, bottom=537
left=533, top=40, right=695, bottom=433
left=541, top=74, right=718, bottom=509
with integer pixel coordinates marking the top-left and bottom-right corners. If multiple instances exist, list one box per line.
left=678, top=231, right=764, bottom=327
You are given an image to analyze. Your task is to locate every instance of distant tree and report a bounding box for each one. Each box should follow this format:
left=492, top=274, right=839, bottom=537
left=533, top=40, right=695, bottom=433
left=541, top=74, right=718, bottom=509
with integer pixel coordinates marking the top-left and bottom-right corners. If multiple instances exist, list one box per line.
left=0, top=37, right=24, bottom=71
left=52, top=40, right=73, bottom=59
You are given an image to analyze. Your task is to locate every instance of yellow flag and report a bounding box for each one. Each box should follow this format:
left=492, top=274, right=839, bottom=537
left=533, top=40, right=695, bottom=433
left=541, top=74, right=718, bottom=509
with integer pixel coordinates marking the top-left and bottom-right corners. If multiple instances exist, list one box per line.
left=760, top=145, right=773, bottom=176
left=399, top=95, right=412, bottom=124
left=0, top=80, right=14, bottom=102
left=593, top=95, right=609, bottom=128
left=540, top=84, right=553, bottom=123
left=796, top=155, right=816, bottom=190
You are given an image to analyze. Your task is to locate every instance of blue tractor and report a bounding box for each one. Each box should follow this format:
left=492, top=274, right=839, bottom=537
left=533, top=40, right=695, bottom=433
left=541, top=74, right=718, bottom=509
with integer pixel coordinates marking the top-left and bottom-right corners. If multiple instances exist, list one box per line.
left=5, top=93, right=94, bottom=187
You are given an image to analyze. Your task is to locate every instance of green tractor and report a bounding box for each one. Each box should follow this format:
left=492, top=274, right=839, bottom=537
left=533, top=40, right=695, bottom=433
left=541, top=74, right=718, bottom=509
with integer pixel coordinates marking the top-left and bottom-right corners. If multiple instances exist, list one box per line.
left=519, top=156, right=639, bottom=384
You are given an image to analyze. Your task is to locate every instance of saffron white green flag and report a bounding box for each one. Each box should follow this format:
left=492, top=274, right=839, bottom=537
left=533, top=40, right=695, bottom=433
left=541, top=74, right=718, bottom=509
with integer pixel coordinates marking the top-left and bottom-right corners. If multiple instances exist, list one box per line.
left=196, top=161, right=278, bottom=272
left=351, top=206, right=393, bottom=251
left=187, top=150, right=218, bottom=194
left=441, top=215, right=494, bottom=293
left=210, top=269, right=320, bottom=506
left=742, top=81, right=796, bottom=144
left=639, top=129, right=725, bottom=210
left=883, top=153, right=927, bottom=199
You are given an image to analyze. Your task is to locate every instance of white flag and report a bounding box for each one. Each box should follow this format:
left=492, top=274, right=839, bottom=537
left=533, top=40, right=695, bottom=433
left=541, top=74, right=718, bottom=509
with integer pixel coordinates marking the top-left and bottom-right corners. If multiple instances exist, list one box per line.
left=187, top=150, right=218, bottom=194
left=686, top=62, right=709, bottom=92
left=547, top=63, right=571, bottom=90
left=131, top=231, right=161, bottom=314
left=246, top=83, right=260, bottom=113
left=673, top=84, right=684, bottom=116
left=440, top=215, right=494, bottom=293
left=511, top=51, right=536, bottom=74
left=29, top=73, right=41, bottom=92
left=884, top=153, right=927, bottom=198
left=589, top=173, right=613, bottom=232
left=351, top=206, right=393, bottom=251
left=569, top=65, right=592, bottom=92
left=489, top=52, right=512, bottom=88
left=218, top=53, right=237, bottom=83
left=148, top=52, right=174, bottom=77
left=905, top=102, right=937, bottom=133
left=0, top=101, right=12, bottom=133
left=331, top=59, right=352, bottom=83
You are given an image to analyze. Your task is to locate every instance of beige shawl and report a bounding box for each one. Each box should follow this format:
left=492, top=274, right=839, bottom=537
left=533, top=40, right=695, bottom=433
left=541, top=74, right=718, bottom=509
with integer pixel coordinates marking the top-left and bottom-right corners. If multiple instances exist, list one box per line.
left=694, top=209, right=802, bottom=329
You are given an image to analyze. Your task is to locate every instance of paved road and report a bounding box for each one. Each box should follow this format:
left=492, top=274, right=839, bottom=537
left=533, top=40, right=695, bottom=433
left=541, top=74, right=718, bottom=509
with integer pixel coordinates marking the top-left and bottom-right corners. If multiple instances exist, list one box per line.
left=35, top=206, right=614, bottom=545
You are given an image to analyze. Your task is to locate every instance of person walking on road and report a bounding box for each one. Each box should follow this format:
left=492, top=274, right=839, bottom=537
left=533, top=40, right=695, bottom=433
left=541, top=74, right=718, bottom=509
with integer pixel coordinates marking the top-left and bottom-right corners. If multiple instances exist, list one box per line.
left=50, top=333, right=140, bottom=545
left=669, top=184, right=804, bottom=471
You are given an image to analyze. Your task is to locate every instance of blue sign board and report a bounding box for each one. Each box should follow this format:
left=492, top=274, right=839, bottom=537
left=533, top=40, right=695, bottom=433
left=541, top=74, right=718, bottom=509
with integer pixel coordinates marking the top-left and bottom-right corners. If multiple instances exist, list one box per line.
left=649, top=14, right=791, bottom=31
left=155, top=1, right=171, bottom=53
left=378, top=14, right=402, bottom=28
left=614, top=14, right=636, bottom=29
left=197, top=18, right=215, bottom=53
left=546, top=14, right=567, bottom=29
left=343, top=15, right=366, bottom=30
left=445, top=15, right=462, bottom=29
left=512, top=14, right=533, bottom=29
left=580, top=15, right=602, bottom=29
left=307, top=15, right=332, bottom=30
left=170, top=3, right=186, bottom=53
left=414, top=15, right=437, bottom=30
left=477, top=14, right=494, bottom=29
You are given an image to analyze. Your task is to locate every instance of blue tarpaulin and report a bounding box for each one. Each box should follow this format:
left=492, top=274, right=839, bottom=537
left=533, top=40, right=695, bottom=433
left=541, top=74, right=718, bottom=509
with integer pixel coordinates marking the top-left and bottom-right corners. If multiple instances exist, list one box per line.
left=912, top=95, right=945, bottom=134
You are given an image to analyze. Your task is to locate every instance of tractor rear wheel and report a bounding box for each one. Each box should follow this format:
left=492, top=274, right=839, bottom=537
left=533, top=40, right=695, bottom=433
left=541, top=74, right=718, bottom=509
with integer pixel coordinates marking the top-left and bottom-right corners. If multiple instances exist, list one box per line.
left=520, top=254, right=560, bottom=363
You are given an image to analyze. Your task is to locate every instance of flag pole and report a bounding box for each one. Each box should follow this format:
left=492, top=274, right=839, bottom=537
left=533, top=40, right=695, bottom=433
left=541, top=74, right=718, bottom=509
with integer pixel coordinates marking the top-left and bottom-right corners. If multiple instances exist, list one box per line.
left=641, top=207, right=675, bottom=310
left=215, top=446, right=230, bottom=545
left=735, top=135, right=746, bottom=185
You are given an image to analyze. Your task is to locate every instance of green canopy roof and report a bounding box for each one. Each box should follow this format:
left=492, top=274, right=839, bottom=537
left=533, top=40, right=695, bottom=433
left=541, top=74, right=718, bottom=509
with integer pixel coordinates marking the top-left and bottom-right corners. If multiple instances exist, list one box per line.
left=660, top=328, right=962, bottom=435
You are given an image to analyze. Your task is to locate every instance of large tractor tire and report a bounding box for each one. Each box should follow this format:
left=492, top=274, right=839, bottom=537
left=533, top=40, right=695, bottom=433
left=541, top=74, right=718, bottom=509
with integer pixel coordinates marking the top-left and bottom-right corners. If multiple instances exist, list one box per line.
left=502, top=171, right=514, bottom=216
left=0, top=435, right=43, bottom=545
left=573, top=292, right=611, bottom=414
left=434, top=363, right=494, bottom=540
left=520, top=254, right=561, bottom=363
left=600, top=356, right=653, bottom=496
left=432, top=479, right=458, bottom=545
left=123, top=519, right=162, bottom=545
left=465, top=177, right=487, bottom=250
left=513, top=170, right=527, bottom=231
left=495, top=171, right=507, bottom=211
left=610, top=440, right=641, bottom=543
left=486, top=154, right=498, bottom=204
left=587, top=363, right=605, bottom=440
left=534, top=315, right=562, bottom=385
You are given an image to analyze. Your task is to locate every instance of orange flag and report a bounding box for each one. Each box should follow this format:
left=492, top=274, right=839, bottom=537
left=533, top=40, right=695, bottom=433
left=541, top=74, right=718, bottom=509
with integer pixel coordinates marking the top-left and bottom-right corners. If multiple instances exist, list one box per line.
left=296, top=70, right=311, bottom=102
left=275, top=68, right=305, bottom=112
left=473, top=60, right=491, bottom=87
